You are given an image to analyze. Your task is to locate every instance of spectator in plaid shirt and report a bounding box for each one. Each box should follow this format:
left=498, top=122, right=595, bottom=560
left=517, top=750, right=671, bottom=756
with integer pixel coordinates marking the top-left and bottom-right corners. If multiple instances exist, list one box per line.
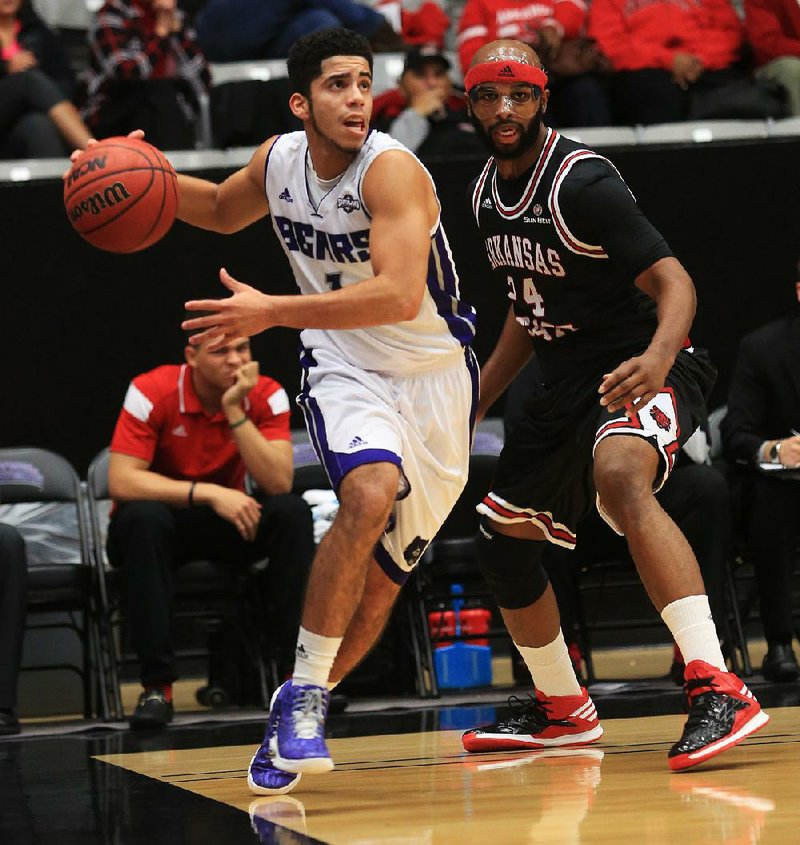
left=84, top=0, right=210, bottom=150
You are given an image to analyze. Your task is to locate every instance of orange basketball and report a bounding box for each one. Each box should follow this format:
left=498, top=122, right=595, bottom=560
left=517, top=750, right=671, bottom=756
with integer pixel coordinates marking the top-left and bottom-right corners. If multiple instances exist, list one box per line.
left=64, top=137, right=178, bottom=254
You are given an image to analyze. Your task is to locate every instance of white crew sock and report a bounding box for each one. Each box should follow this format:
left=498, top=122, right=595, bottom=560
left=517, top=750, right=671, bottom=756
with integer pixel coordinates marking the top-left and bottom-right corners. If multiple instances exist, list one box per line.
left=661, top=595, right=726, bottom=671
left=292, top=626, right=343, bottom=688
left=516, top=629, right=582, bottom=697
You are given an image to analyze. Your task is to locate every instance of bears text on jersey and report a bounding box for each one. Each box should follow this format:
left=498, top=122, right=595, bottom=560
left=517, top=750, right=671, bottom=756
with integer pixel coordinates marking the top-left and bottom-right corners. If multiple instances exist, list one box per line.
left=274, top=215, right=370, bottom=264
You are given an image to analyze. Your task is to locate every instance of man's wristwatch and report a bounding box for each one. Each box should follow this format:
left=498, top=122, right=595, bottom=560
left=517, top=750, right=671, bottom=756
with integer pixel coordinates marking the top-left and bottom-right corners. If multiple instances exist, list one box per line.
left=769, top=441, right=783, bottom=464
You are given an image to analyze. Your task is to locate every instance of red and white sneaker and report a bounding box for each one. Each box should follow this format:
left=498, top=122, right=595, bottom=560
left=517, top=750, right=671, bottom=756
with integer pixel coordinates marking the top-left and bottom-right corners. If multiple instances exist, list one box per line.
left=668, top=660, right=769, bottom=772
left=462, top=688, right=603, bottom=752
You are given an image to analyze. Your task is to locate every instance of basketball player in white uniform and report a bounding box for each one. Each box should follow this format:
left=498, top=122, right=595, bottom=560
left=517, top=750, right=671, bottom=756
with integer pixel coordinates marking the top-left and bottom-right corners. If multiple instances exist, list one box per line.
left=175, top=28, right=478, bottom=793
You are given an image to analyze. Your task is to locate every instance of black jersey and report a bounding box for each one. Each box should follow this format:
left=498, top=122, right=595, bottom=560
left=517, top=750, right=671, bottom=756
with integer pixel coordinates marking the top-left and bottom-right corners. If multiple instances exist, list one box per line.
left=471, top=127, right=673, bottom=383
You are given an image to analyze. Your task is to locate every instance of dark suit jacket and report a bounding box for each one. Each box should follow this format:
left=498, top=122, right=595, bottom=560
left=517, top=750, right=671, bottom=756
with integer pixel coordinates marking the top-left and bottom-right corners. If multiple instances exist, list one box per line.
left=721, top=313, right=800, bottom=464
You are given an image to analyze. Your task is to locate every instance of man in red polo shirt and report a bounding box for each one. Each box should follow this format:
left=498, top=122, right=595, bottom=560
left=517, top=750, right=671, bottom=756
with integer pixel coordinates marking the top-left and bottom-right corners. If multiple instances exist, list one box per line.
left=107, top=333, right=314, bottom=729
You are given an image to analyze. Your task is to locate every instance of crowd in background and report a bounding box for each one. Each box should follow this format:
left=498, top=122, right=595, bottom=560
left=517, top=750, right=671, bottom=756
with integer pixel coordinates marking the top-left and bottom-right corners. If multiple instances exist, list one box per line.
left=2, top=0, right=800, bottom=157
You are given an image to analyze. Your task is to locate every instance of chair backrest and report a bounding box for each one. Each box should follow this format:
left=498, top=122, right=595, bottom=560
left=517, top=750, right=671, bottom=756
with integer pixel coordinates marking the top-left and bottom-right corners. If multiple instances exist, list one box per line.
left=87, top=447, right=111, bottom=501
left=291, top=435, right=332, bottom=496
left=86, top=448, right=113, bottom=570
left=0, top=446, right=81, bottom=504
left=0, top=447, right=89, bottom=568
left=707, top=404, right=728, bottom=461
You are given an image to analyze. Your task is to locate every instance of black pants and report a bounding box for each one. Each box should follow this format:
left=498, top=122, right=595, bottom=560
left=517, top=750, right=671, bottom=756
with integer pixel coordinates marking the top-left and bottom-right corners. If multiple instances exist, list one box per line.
left=545, top=461, right=731, bottom=644
left=107, top=494, right=314, bottom=687
left=746, top=476, right=800, bottom=645
left=546, top=72, right=612, bottom=129
left=0, top=524, right=28, bottom=710
left=610, top=67, right=749, bottom=126
left=0, top=69, right=67, bottom=158
left=90, top=79, right=198, bottom=150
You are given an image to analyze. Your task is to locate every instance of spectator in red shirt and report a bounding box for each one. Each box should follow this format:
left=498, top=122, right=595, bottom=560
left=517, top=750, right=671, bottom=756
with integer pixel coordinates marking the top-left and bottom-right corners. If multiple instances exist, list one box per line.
left=588, top=0, right=755, bottom=124
left=456, top=0, right=612, bottom=127
left=106, top=333, right=314, bottom=729
left=84, top=0, right=211, bottom=150
left=745, top=0, right=800, bottom=115
left=370, top=44, right=484, bottom=157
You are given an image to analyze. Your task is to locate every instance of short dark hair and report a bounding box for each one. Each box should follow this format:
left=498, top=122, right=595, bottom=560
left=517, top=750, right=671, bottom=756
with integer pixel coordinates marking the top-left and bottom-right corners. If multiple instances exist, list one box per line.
left=287, top=27, right=373, bottom=97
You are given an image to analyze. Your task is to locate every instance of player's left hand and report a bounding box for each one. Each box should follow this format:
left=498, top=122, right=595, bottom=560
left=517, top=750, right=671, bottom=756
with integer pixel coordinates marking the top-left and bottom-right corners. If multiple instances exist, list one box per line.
left=222, top=360, right=259, bottom=410
left=183, top=268, right=274, bottom=349
left=598, top=349, right=673, bottom=415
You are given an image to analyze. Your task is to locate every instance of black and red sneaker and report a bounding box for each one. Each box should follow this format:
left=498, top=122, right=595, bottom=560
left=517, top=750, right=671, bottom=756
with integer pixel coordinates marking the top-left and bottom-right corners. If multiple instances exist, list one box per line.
left=462, top=688, right=603, bottom=752
left=668, top=660, right=769, bottom=772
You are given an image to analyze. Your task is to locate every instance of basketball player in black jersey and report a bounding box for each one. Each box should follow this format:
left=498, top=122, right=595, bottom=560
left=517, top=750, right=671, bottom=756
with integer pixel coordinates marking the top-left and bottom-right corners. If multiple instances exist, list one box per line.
left=460, top=40, right=768, bottom=771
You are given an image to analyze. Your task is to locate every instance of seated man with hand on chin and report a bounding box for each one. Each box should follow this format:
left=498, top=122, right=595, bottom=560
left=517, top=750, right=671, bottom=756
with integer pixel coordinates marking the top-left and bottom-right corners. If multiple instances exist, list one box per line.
left=106, top=324, right=314, bottom=728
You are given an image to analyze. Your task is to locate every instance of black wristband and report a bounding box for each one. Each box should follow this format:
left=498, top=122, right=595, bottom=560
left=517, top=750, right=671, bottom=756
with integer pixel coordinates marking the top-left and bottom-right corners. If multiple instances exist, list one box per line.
left=229, top=416, right=248, bottom=430
left=188, top=481, right=197, bottom=507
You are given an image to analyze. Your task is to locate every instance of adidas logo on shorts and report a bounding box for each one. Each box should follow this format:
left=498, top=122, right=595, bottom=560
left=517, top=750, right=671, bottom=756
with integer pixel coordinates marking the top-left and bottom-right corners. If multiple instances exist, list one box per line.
left=348, top=435, right=366, bottom=449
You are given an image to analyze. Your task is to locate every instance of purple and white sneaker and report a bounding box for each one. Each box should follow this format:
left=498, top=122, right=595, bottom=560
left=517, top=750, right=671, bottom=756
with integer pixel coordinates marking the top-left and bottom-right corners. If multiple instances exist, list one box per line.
left=271, top=683, right=333, bottom=774
left=247, top=682, right=301, bottom=795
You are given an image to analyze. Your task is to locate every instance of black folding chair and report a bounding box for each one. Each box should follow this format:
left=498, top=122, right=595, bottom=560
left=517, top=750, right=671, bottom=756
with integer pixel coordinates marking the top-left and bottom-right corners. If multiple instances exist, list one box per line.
left=86, top=448, right=275, bottom=720
left=0, top=447, right=111, bottom=719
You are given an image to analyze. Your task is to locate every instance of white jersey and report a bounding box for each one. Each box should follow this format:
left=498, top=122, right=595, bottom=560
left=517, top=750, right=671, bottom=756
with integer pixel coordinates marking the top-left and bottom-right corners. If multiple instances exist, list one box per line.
left=265, top=130, right=476, bottom=375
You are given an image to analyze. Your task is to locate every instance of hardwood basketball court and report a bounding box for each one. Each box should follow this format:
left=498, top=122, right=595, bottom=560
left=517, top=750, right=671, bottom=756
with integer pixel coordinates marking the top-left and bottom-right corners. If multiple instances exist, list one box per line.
left=93, top=704, right=800, bottom=844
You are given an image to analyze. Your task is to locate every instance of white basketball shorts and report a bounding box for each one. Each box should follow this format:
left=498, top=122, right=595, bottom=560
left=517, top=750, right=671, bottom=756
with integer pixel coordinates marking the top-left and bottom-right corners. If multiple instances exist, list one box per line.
left=297, top=345, right=479, bottom=583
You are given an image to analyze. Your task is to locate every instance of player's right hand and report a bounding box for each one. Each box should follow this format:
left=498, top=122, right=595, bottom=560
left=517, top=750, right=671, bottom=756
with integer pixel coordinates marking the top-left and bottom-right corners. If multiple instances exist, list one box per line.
left=207, top=486, right=262, bottom=541
left=68, top=129, right=145, bottom=163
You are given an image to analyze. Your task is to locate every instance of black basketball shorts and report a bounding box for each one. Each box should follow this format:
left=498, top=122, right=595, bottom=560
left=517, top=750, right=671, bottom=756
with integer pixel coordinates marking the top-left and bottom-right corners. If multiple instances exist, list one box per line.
left=477, top=349, right=715, bottom=548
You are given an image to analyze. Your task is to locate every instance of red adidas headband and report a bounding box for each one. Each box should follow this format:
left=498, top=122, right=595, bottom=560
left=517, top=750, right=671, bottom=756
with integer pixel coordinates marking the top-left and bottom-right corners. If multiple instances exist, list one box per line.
left=464, top=61, right=548, bottom=93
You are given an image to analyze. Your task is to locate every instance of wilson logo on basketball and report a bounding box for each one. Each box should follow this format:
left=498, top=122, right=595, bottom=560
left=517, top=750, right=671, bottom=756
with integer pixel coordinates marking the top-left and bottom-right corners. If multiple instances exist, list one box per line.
left=65, top=156, right=107, bottom=189
left=67, top=182, right=132, bottom=221
left=650, top=406, right=671, bottom=431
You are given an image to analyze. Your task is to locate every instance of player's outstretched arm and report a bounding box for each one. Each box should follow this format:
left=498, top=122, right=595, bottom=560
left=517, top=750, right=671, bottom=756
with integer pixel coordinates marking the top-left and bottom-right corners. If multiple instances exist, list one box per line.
left=182, top=150, right=434, bottom=345
left=176, top=137, right=275, bottom=234
left=599, top=256, right=696, bottom=413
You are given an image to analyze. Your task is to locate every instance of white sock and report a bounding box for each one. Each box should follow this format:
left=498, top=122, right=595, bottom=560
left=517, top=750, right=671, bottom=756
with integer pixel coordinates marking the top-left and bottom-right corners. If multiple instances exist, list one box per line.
left=661, top=595, right=726, bottom=671
left=516, top=629, right=582, bottom=697
left=292, top=627, right=342, bottom=688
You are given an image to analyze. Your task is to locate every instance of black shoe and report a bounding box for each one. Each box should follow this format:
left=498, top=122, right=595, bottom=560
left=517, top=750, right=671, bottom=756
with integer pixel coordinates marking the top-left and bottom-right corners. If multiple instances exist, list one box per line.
left=761, top=643, right=799, bottom=682
left=129, top=689, right=174, bottom=730
left=0, top=709, right=20, bottom=735
left=668, top=661, right=768, bottom=771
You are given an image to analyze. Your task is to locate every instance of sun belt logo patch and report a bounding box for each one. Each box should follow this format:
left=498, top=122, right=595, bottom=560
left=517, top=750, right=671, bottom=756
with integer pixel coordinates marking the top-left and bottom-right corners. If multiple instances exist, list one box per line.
left=650, top=406, right=671, bottom=431
left=337, top=193, right=361, bottom=213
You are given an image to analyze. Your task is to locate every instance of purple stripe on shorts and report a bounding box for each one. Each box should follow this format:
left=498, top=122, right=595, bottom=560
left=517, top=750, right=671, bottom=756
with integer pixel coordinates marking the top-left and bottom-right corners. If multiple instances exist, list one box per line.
left=374, top=541, right=411, bottom=586
left=325, top=448, right=402, bottom=491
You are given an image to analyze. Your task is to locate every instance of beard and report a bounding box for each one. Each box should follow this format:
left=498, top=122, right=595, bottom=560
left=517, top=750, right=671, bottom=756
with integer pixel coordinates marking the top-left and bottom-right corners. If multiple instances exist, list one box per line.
left=470, top=109, right=544, bottom=160
left=309, top=104, right=364, bottom=156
